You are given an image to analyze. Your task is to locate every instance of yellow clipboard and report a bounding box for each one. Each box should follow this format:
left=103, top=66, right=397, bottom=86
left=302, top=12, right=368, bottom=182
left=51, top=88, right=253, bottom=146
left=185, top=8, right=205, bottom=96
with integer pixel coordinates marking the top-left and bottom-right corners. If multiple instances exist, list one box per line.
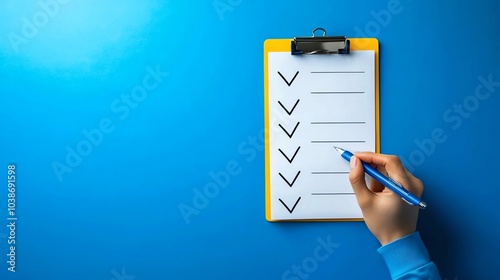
left=264, top=32, right=380, bottom=222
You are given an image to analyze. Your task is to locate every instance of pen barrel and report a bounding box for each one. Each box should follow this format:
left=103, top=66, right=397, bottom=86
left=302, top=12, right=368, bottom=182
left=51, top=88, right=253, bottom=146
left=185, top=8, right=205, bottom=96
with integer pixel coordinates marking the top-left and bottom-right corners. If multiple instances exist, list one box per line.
left=339, top=150, right=422, bottom=206
left=361, top=162, right=422, bottom=205
left=340, top=150, right=354, bottom=162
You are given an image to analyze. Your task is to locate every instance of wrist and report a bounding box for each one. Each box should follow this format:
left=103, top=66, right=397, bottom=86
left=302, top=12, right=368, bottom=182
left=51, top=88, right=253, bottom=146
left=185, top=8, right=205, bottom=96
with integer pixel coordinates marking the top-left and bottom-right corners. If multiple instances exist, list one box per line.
left=377, top=229, right=416, bottom=246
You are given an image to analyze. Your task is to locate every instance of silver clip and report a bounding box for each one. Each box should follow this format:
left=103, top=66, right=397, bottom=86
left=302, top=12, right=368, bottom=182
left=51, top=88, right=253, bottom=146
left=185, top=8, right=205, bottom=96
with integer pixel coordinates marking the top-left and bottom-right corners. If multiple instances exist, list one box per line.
left=292, top=27, right=350, bottom=55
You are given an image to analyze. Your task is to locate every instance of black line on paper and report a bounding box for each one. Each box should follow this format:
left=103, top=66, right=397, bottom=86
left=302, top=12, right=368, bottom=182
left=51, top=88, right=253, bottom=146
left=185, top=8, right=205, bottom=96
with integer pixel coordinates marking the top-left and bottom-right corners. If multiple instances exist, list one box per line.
left=311, top=140, right=366, bottom=144
left=311, top=71, right=365, bottom=74
left=310, top=121, right=366, bottom=125
left=311, top=193, right=355, bottom=196
left=311, top=91, right=364, bottom=94
left=311, top=171, right=349, bottom=175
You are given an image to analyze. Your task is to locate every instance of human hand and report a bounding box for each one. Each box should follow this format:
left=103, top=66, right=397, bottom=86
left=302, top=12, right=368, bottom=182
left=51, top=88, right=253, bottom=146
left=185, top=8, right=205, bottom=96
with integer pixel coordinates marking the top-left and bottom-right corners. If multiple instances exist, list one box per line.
left=348, top=152, right=424, bottom=246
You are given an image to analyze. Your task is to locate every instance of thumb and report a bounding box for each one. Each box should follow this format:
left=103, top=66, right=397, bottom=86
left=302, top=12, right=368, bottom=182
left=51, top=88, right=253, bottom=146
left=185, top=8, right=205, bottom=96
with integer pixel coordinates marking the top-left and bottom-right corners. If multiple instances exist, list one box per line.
left=348, top=156, right=373, bottom=206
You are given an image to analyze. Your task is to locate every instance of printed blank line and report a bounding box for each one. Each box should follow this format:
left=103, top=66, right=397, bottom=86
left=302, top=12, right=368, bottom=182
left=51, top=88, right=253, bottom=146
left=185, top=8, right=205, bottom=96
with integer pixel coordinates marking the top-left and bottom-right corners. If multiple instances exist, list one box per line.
left=311, top=140, right=366, bottom=144
left=311, top=71, right=365, bottom=74
left=311, top=193, right=355, bottom=195
left=311, top=171, right=349, bottom=175
left=311, top=121, right=366, bottom=125
left=311, top=91, right=364, bottom=94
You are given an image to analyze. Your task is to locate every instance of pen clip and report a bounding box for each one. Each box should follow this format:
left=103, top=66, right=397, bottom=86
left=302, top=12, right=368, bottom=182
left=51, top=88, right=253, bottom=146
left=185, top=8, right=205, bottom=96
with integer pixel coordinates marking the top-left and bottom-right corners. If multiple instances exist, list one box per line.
left=388, top=177, right=426, bottom=208
left=387, top=177, right=410, bottom=196
left=401, top=197, right=413, bottom=206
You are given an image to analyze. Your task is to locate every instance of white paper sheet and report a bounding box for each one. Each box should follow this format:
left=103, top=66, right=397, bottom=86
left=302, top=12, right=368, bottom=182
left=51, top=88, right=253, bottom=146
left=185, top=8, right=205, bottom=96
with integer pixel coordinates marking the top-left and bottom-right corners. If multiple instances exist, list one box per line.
left=267, top=50, right=376, bottom=220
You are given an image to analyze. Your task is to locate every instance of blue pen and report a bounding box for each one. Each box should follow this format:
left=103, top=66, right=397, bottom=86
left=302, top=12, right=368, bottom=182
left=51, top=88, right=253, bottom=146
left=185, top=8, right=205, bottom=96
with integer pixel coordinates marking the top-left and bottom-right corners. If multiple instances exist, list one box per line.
left=334, top=146, right=427, bottom=209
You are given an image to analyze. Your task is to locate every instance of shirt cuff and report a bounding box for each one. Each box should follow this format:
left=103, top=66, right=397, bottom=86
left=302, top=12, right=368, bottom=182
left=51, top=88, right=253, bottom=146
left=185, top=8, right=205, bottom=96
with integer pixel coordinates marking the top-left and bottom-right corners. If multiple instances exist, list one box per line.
left=377, top=232, right=431, bottom=279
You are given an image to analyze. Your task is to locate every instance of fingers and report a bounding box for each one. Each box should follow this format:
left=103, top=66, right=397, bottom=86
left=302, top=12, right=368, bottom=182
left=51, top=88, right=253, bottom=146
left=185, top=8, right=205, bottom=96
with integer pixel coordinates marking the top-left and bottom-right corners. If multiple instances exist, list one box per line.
left=404, top=170, right=424, bottom=196
left=354, top=152, right=409, bottom=182
left=348, top=156, right=374, bottom=207
left=355, top=152, right=424, bottom=195
left=368, top=165, right=387, bottom=192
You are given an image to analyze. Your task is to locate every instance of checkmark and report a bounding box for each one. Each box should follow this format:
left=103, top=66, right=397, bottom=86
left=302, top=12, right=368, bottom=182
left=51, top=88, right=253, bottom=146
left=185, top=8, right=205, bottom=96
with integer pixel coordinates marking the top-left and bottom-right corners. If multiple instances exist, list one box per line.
left=279, top=197, right=302, bottom=213
left=277, top=71, right=299, bottom=86
left=278, top=99, right=300, bottom=115
left=279, top=122, right=300, bottom=138
left=278, top=146, right=301, bottom=163
left=279, top=170, right=301, bottom=187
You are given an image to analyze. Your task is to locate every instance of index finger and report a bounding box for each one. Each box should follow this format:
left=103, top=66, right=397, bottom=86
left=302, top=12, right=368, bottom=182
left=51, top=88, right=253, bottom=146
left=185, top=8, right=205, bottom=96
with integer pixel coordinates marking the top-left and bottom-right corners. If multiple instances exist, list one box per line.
left=353, top=152, right=408, bottom=181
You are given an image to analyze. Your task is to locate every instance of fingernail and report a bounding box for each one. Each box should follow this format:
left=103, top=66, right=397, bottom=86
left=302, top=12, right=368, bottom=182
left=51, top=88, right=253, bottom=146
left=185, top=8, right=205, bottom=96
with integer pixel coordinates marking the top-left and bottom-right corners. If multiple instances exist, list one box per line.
left=350, top=156, right=357, bottom=169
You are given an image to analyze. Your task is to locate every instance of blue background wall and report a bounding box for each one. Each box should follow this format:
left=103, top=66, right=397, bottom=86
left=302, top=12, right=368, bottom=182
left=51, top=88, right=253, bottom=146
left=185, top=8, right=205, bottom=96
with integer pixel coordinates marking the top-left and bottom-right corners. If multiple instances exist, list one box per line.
left=1, top=0, right=499, bottom=279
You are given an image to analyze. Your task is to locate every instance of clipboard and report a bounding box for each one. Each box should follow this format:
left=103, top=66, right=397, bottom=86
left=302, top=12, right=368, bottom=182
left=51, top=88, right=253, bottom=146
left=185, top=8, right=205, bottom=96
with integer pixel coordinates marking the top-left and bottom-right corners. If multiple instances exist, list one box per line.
left=264, top=28, right=380, bottom=222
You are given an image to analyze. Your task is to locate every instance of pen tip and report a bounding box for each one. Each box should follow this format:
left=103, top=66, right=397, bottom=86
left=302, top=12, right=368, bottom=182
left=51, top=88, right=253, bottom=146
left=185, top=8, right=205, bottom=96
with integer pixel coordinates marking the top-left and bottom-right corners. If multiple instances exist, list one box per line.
left=333, top=146, right=346, bottom=154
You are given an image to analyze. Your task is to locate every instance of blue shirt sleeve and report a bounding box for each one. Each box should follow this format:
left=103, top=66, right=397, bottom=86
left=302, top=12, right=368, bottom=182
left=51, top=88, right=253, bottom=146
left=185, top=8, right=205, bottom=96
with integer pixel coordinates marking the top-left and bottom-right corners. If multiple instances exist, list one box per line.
left=377, top=232, right=441, bottom=280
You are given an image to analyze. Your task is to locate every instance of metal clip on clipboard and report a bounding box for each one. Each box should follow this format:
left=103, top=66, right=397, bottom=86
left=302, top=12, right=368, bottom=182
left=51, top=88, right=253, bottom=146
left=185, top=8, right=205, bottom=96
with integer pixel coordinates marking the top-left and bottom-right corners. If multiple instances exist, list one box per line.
left=291, top=28, right=350, bottom=55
